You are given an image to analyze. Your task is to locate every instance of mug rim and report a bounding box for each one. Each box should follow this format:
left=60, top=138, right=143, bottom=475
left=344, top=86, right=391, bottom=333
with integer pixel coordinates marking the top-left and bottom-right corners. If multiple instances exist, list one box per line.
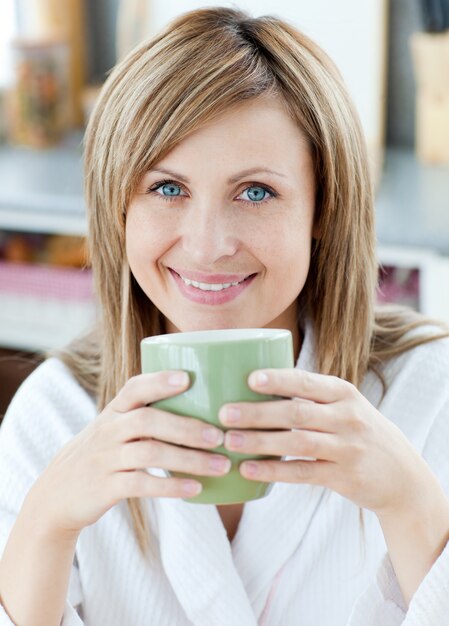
left=141, top=328, right=291, bottom=345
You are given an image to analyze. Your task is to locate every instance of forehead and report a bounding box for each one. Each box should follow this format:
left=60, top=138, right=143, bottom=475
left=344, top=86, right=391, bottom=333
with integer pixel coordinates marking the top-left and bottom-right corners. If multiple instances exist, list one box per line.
left=154, top=97, right=312, bottom=174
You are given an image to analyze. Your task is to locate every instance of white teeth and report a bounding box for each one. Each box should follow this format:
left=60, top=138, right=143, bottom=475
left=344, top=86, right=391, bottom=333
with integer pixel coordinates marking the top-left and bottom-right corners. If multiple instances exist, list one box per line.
left=179, top=275, right=246, bottom=291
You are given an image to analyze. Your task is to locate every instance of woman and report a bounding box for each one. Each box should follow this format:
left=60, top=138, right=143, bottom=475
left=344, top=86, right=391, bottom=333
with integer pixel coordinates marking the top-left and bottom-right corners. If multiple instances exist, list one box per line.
left=1, top=7, right=449, bottom=626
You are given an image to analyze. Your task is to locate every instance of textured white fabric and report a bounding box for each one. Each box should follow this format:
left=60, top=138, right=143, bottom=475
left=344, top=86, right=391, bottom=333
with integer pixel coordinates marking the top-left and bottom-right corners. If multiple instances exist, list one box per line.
left=1, top=321, right=449, bottom=625
left=0, top=605, right=15, bottom=626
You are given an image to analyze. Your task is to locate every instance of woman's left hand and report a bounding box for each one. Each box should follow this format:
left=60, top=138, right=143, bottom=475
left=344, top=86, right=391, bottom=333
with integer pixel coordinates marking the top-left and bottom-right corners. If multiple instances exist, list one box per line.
left=219, top=368, right=433, bottom=518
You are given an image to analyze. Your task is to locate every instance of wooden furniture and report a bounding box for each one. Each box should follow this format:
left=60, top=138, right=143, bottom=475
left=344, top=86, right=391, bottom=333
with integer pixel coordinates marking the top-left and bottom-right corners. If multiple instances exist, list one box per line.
left=410, top=32, right=449, bottom=164
left=0, top=348, right=43, bottom=421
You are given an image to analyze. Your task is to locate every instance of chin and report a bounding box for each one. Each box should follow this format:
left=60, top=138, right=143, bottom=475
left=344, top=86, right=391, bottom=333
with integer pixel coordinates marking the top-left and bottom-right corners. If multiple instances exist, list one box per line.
left=165, top=316, right=260, bottom=333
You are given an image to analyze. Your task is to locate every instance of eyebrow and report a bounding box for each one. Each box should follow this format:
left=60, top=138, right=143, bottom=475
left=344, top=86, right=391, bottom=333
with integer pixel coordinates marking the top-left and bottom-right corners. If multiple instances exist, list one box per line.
left=147, top=166, right=287, bottom=184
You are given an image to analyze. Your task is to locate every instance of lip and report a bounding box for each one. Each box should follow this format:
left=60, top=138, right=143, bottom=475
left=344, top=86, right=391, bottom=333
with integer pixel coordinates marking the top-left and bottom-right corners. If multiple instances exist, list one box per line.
left=168, top=268, right=257, bottom=305
left=169, top=267, right=251, bottom=283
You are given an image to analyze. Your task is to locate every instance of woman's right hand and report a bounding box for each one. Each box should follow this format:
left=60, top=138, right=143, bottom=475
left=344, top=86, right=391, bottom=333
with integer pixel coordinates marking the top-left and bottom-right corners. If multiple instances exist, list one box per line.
left=25, top=371, right=229, bottom=537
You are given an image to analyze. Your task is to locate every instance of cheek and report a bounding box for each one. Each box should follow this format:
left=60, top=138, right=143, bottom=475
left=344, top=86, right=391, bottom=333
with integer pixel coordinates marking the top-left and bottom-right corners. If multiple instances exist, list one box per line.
left=263, top=216, right=313, bottom=266
left=263, top=220, right=313, bottom=299
left=125, top=217, right=147, bottom=272
left=125, top=209, right=171, bottom=270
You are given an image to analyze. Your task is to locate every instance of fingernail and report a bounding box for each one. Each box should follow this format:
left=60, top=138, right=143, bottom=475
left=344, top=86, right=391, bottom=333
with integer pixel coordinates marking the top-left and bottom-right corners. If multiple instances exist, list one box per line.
left=241, top=461, right=259, bottom=476
left=209, top=455, right=232, bottom=473
left=249, top=371, right=269, bottom=387
left=202, top=427, right=224, bottom=445
left=228, top=432, right=244, bottom=448
left=219, top=406, right=241, bottom=424
left=183, top=480, right=202, bottom=495
left=168, top=372, right=189, bottom=387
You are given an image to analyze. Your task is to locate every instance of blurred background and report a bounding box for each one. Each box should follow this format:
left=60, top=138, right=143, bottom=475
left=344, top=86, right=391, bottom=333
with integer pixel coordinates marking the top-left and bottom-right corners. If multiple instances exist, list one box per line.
left=1, top=0, right=449, bottom=416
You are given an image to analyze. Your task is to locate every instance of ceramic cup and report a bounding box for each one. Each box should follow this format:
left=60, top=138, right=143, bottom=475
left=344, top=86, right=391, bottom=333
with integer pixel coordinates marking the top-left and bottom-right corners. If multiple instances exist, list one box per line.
left=141, top=328, right=294, bottom=504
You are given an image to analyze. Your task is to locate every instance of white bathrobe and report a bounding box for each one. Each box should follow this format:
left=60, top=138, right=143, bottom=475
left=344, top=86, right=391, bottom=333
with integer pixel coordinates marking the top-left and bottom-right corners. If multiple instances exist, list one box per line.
left=1, top=322, right=449, bottom=626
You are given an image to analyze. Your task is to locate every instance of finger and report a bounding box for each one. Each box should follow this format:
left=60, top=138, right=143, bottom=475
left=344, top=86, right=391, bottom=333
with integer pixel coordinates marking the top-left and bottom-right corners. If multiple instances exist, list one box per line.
left=115, top=406, right=225, bottom=449
left=224, top=428, right=342, bottom=462
left=219, top=398, right=338, bottom=433
left=116, top=439, right=232, bottom=477
left=248, top=368, right=355, bottom=403
left=110, top=371, right=190, bottom=412
left=239, top=458, right=335, bottom=485
left=113, top=470, right=203, bottom=499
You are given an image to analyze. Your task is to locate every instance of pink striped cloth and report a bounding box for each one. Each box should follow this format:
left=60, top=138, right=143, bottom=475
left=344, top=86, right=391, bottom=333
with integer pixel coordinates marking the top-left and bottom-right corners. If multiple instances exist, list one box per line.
left=0, top=261, right=93, bottom=301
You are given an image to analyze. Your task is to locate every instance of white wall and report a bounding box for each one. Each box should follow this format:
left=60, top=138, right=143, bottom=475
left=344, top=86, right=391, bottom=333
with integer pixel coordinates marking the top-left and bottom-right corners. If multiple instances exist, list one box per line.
left=0, top=0, right=17, bottom=87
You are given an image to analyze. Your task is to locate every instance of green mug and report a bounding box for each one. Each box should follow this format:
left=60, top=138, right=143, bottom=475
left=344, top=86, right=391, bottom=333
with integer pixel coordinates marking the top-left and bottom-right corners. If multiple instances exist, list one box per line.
left=141, top=328, right=294, bottom=504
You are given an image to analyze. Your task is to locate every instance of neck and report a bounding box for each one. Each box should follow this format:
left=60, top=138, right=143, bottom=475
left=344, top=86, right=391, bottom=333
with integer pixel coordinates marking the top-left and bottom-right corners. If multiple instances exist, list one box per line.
left=293, top=324, right=303, bottom=364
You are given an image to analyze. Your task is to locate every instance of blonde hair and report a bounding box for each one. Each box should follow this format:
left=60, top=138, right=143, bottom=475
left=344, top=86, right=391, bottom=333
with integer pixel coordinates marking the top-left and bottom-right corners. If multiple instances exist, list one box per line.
left=57, top=7, right=447, bottom=557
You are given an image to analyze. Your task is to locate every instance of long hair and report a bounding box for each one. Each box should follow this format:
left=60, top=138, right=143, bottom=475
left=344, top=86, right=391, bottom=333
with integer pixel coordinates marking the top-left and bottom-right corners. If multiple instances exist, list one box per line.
left=56, top=7, right=448, bottom=557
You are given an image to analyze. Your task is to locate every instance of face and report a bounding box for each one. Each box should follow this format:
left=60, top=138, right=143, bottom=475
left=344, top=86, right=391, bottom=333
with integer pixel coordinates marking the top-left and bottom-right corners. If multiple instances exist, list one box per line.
left=126, top=97, right=317, bottom=349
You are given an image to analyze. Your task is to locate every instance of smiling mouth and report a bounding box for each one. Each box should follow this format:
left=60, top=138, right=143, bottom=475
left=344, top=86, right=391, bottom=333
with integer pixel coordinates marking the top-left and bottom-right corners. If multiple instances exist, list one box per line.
left=170, top=269, right=257, bottom=292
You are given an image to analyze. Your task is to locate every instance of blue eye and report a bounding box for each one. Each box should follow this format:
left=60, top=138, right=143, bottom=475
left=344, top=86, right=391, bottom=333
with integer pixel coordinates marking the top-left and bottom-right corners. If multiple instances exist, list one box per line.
left=146, top=179, right=187, bottom=203
left=241, top=186, right=270, bottom=203
left=146, top=179, right=277, bottom=206
left=156, top=182, right=184, bottom=197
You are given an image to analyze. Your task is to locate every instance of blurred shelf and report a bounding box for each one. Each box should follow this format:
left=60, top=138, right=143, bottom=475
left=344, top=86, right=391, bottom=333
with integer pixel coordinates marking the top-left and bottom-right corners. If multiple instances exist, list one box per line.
left=0, top=132, right=86, bottom=235
left=0, top=261, right=95, bottom=351
left=0, top=141, right=448, bottom=248
left=376, top=147, right=449, bottom=255
left=0, top=140, right=449, bottom=247
left=0, top=141, right=449, bottom=351
left=377, top=244, right=449, bottom=324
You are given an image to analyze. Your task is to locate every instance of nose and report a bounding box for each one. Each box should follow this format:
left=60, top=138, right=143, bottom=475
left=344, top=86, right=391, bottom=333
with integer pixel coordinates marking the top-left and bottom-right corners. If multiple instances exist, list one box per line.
left=181, top=206, right=239, bottom=265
